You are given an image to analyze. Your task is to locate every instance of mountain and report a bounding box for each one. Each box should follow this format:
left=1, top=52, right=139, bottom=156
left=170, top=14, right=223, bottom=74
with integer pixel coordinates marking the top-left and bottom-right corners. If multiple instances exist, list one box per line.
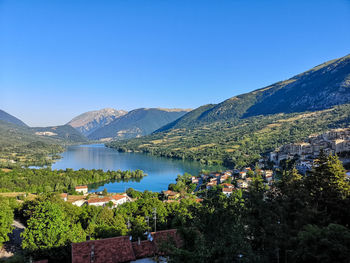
left=88, top=108, right=191, bottom=140
left=67, top=108, right=127, bottom=136
left=31, top=125, right=88, bottom=143
left=156, top=54, right=350, bottom=132
left=0, top=109, right=28, bottom=127
left=108, top=54, right=350, bottom=167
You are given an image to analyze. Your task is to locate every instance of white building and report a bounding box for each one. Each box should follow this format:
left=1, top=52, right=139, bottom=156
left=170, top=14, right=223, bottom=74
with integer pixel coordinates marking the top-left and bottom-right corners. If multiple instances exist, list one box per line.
left=75, top=185, right=88, bottom=194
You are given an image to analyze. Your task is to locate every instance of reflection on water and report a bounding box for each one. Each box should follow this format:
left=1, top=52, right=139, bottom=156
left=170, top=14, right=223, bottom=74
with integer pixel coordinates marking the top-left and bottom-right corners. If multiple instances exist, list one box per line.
left=52, top=144, right=225, bottom=192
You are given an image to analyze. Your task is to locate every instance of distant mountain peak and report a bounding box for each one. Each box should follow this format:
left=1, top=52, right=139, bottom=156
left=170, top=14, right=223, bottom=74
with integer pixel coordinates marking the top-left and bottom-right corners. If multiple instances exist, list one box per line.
left=88, top=107, right=190, bottom=140
left=67, top=108, right=127, bottom=136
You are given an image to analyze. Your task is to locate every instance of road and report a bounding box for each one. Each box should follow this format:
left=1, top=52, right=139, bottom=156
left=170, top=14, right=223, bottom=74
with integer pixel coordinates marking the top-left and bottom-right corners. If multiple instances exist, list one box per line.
left=0, top=220, right=25, bottom=259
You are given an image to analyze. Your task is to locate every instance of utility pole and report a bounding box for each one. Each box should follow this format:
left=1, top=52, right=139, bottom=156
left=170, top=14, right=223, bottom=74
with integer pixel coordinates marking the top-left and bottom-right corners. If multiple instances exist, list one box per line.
left=153, top=208, right=157, bottom=232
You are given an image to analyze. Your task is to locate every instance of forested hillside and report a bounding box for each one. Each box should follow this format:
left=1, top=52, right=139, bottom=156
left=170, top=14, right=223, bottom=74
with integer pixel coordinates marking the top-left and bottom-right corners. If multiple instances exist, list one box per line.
left=0, top=120, right=64, bottom=167
left=156, top=54, right=350, bottom=131
left=108, top=54, right=350, bottom=168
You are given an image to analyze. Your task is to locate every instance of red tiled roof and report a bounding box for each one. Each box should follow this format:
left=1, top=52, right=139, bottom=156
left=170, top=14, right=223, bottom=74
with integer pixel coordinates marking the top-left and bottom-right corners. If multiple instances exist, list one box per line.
left=72, top=236, right=135, bottom=263
left=152, top=229, right=183, bottom=254
left=222, top=188, right=233, bottom=193
left=60, top=193, right=68, bottom=198
left=87, top=197, right=112, bottom=204
left=71, top=229, right=182, bottom=263
left=75, top=185, right=88, bottom=189
left=112, top=194, right=127, bottom=201
left=132, top=240, right=155, bottom=259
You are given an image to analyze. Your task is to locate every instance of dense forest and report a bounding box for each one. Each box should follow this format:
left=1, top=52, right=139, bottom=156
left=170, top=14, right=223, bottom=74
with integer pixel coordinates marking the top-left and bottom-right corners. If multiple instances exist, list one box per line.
left=108, top=104, right=350, bottom=168
left=0, top=154, right=349, bottom=262
left=0, top=168, right=146, bottom=193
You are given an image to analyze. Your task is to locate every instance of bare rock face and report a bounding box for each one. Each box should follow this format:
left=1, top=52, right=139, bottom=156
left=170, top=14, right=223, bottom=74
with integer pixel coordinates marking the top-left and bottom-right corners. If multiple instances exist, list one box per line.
left=67, top=108, right=127, bottom=136
left=88, top=108, right=191, bottom=140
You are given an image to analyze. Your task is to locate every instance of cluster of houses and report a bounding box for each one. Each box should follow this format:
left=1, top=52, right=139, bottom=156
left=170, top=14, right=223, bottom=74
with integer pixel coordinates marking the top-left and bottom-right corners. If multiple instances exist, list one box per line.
left=269, top=128, right=350, bottom=174
left=190, top=168, right=274, bottom=196
left=270, top=128, right=350, bottom=163
left=62, top=168, right=275, bottom=209
left=59, top=185, right=132, bottom=208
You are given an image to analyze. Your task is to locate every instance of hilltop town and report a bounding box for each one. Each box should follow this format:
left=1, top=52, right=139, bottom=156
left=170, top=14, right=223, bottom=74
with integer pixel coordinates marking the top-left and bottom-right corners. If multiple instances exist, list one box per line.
left=270, top=127, right=350, bottom=173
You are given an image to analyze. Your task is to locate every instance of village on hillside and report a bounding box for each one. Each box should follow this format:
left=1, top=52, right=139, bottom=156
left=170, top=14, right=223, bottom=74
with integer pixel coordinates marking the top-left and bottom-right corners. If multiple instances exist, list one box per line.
left=269, top=127, right=350, bottom=174
left=63, top=167, right=274, bottom=210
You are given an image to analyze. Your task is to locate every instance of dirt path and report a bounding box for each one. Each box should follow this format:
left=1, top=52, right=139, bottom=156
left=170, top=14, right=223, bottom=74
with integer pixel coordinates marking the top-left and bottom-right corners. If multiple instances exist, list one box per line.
left=0, top=220, right=25, bottom=259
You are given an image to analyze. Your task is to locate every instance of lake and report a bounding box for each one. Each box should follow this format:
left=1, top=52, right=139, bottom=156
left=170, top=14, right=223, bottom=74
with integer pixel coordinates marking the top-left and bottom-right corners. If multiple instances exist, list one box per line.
left=51, top=144, right=225, bottom=193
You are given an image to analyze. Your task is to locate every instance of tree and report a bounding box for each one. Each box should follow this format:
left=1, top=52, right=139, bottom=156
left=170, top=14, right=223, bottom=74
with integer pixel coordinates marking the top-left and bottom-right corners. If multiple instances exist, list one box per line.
left=21, top=200, right=85, bottom=261
left=244, top=174, right=278, bottom=262
left=0, top=198, right=14, bottom=246
left=130, top=216, right=147, bottom=241
left=294, top=224, right=350, bottom=263
left=305, top=153, right=350, bottom=225
left=170, top=191, right=255, bottom=262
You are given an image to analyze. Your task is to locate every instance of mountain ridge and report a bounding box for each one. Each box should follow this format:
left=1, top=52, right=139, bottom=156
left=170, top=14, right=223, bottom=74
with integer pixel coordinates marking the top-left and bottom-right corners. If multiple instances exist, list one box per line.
left=109, top=53, right=350, bottom=167
left=0, top=109, right=28, bottom=127
left=155, top=54, right=350, bottom=132
left=88, top=108, right=191, bottom=140
left=67, top=108, right=127, bottom=136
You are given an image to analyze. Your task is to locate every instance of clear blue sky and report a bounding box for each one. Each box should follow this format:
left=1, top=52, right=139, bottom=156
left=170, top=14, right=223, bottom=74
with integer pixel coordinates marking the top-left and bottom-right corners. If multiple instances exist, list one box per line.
left=1, top=0, right=350, bottom=126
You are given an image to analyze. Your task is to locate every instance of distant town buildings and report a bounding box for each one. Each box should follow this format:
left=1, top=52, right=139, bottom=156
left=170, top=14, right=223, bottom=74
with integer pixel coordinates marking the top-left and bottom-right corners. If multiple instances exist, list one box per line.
left=270, top=128, right=350, bottom=164
left=269, top=128, right=350, bottom=174
left=75, top=185, right=88, bottom=194
left=60, top=192, right=132, bottom=208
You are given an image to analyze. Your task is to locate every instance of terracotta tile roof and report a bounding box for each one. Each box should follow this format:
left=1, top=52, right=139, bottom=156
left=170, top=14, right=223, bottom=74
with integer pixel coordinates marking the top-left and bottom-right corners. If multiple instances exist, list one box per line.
left=221, top=183, right=233, bottom=188
left=163, top=190, right=179, bottom=196
left=152, top=229, right=183, bottom=254
left=60, top=193, right=68, bottom=198
left=71, top=229, right=182, bottom=263
left=207, top=181, right=218, bottom=186
left=87, top=197, right=112, bottom=204
left=72, top=235, right=135, bottom=263
left=132, top=240, right=155, bottom=259
left=222, top=188, right=233, bottom=193
left=112, top=194, right=127, bottom=201
left=75, top=185, right=88, bottom=189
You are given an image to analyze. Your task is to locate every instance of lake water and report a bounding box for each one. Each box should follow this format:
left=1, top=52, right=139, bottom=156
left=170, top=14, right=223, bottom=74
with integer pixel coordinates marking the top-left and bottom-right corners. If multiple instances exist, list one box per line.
left=51, top=144, right=225, bottom=193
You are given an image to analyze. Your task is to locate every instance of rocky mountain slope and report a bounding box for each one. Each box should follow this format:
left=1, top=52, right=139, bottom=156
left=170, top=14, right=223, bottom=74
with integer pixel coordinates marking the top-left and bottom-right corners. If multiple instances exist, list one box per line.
left=67, top=108, right=127, bottom=136
left=88, top=108, right=191, bottom=140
